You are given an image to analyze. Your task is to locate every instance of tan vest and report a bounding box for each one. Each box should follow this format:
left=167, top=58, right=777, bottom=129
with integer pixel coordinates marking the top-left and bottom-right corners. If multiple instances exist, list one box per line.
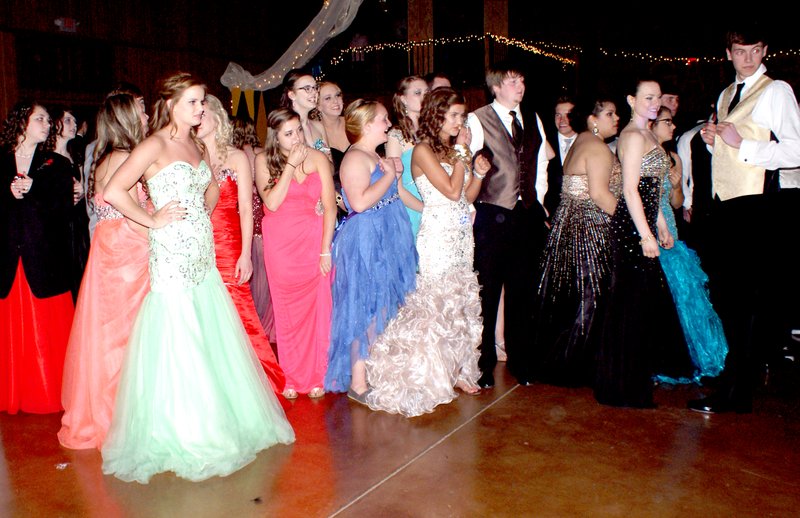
left=711, top=75, right=773, bottom=200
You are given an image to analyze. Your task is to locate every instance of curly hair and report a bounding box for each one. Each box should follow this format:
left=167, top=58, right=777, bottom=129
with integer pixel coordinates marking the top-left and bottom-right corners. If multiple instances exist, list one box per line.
left=417, top=88, right=465, bottom=160
left=42, top=105, right=74, bottom=153
left=203, top=94, right=233, bottom=163
left=262, top=108, right=301, bottom=189
left=231, top=118, right=261, bottom=149
left=0, top=101, right=46, bottom=153
left=150, top=72, right=206, bottom=154
left=391, top=76, right=424, bottom=144
left=88, top=93, right=145, bottom=204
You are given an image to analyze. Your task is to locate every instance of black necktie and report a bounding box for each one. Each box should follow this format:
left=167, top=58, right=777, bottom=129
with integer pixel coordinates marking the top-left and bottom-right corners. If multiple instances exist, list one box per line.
left=509, top=110, right=523, bottom=150
left=728, top=82, right=745, bottom=113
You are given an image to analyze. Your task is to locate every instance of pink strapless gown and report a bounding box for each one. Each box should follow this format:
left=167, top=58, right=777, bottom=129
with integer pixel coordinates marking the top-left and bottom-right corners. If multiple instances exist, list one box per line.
left=58, top=188, right=150, bottom=449
left=262, top=173, right=331, bottom=393
left=211, top=168, right=285, bottom=393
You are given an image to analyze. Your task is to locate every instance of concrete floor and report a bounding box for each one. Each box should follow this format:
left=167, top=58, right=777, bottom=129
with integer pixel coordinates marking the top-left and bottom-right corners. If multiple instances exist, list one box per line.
left=2, top=366, right=799, bottom=518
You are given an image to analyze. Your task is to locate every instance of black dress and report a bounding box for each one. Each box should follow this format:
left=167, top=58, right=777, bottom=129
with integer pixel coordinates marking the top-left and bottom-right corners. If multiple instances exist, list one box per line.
left=595, top=147, right=692, bottom=408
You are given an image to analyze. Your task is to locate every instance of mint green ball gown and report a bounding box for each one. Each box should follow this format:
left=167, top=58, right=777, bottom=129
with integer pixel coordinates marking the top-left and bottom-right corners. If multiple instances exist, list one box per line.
left=101, top=161, right=294, bottom=484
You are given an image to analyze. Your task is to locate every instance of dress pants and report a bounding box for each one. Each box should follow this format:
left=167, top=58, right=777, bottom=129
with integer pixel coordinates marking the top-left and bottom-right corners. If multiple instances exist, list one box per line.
left=473, top=201, right=546, bottom=383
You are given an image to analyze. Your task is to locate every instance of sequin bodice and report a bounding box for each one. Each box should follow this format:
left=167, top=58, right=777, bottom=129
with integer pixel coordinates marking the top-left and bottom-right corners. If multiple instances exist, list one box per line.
left=659, top=157, right=680, bottom=240
left=95, top=184, right=149, bottom=221
left=560, top=159, right=622, bottom=206
left=415, top=162, right=473, bottom=278
left=609, top=147, right=669, bottom=266
left=145, top=161, right=214, bottom=292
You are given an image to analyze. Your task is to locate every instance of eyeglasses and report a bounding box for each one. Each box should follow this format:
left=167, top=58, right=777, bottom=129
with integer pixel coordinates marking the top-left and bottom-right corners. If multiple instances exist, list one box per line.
left=656, top=118, right=674, bottom=126
left=295, top=85, right=319, bottom=94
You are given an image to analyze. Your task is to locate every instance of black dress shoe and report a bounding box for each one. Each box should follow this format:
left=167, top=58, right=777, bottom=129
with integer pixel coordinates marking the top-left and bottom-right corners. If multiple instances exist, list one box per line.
left=688, top=396, right=752, bottom=414
left=516, top=378, right=534, bottom=387
left=478, top=373, right=494, bottom=389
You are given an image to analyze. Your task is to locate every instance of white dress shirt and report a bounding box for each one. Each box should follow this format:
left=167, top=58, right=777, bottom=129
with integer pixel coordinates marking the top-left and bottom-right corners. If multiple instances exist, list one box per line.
left=676, top=123, right=704, bottom=210
left=557, top=133, right=576, bottom=164
left=467, top=100, right=549, bottom=206
left=718, top=64, right=800, bottom=171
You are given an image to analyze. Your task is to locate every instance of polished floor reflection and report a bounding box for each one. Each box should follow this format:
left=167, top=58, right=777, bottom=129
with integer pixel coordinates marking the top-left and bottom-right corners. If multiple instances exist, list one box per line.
left=2, top=366, right=799, bottom=517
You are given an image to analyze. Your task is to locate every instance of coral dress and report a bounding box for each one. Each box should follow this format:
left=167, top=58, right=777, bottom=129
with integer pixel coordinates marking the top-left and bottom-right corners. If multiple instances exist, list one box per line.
left=262, top=172, right=332, bottom=394
left=101, top=161, right=294, bottom=484
left=58, top=187, right=150, bottom=449
left=211, top=167, right=284, bottom=393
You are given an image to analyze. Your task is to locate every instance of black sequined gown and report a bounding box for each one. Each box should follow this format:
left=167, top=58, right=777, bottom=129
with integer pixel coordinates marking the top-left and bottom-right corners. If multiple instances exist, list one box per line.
left=532, top=163, right=621, bottom=386
left=595, top=147, right=692, bottom=408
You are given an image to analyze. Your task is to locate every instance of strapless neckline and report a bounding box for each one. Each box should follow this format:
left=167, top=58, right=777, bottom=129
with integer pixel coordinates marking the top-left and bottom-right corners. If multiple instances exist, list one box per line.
left=148, top=160, right=208, bottom=183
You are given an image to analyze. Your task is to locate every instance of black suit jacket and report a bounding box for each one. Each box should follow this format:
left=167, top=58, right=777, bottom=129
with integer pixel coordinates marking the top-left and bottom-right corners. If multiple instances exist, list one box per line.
left=1, top=149, right=74, bottom=298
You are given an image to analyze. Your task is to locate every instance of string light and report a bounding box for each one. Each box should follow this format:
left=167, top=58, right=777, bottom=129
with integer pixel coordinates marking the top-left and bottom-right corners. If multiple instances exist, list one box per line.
left=326, top=32, right=800, bottom=70
left=328, top=33, right=577, bottom=67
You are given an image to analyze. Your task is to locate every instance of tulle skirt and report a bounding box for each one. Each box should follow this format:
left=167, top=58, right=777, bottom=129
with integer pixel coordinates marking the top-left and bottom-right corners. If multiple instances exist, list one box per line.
left=325, top=201, right=417, bottom=392
left=101, top=269, right=294, bottom=483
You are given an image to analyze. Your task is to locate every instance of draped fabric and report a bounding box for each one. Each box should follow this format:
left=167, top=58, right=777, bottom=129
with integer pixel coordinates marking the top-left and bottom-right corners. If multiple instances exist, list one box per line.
left=220, top=0, right=364, bottom=91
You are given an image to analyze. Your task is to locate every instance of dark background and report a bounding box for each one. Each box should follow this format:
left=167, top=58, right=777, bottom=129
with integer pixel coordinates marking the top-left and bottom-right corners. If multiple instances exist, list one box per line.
left=1, top=0, right=797, bottom=126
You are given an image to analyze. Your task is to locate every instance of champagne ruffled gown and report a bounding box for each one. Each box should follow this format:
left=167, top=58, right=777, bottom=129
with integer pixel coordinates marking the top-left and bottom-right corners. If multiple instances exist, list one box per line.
left=365, top=163, right=481, bottom=417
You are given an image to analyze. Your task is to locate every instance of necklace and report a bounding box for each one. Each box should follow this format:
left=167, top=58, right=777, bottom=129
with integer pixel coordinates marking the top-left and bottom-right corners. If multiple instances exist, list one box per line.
left=14, top=151, right=33, bottom=159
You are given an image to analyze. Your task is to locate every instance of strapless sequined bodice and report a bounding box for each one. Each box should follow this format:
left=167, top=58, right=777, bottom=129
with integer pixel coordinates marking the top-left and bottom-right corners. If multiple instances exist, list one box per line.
left=145, top=161, right=214, bottom=292
left=640, top=147, right=670, bottom=179
left=95, top=184, right=149, bottom=221
left=415, top=162, right=473, bottom=277
left=560, top=159, right=622, bottom=204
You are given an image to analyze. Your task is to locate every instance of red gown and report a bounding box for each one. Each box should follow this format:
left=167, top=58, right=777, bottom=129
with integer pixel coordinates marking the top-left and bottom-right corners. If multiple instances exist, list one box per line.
left=211, top=167, right=285, bottom=393
left=262, top=172, right=331, bottom=394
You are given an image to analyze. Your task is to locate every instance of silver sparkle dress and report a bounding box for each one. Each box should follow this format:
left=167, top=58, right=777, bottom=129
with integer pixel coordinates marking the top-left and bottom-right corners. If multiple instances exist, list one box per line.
left=532, top=162, right=622, bottom=387
left=365, top=162, right=482, bottom=417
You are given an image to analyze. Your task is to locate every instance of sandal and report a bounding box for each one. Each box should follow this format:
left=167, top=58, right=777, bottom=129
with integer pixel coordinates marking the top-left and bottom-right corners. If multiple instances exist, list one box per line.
left=308, top=387, right=325, bottom=399
left=282, top=388, right=298, bottom=400
left=347, top=387, right=371, bottom=407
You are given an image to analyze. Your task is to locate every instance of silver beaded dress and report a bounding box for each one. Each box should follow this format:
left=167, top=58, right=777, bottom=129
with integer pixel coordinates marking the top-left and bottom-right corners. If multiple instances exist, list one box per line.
left=533, top=161, right=622, bottom=386
left=365, top=162, right=482, bottom=417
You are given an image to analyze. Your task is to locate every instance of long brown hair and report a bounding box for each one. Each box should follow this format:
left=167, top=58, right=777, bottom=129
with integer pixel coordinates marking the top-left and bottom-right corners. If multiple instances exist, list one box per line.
left=391, top=76, right=424, bottom=144
left=262, top=108, right=301, bottom=189
left=150, top=72, right=206, bottom=155
left=88, top=93, right=145, bottom=203
left=417, top=88, right=465, bottom=160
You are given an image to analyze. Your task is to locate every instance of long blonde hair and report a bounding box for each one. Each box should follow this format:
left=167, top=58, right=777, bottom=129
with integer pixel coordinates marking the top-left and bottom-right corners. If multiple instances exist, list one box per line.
left=203, top=94, right=233, bottom=163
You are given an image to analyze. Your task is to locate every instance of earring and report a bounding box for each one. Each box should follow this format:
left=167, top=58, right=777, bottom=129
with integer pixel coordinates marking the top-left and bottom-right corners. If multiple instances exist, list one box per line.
left=592, top=122, right=599, bottom=136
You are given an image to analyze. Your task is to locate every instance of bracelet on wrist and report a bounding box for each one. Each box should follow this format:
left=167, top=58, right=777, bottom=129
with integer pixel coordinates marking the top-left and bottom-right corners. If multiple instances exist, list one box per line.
left=473, top=171, right=486, bottom=180
left=639, top=234, right=654, bottom=245
left=320, top=252, right=331, bottom=257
